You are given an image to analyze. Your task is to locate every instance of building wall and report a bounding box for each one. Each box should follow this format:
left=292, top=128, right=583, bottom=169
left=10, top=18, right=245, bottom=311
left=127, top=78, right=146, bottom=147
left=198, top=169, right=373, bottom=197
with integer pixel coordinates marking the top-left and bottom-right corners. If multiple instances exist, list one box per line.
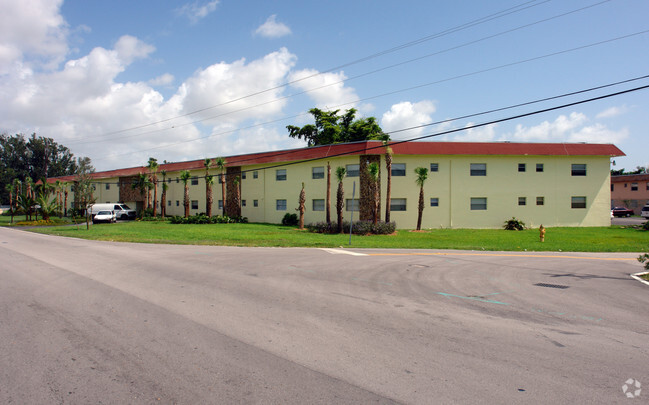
left=611, top=174, right=649, bottom=214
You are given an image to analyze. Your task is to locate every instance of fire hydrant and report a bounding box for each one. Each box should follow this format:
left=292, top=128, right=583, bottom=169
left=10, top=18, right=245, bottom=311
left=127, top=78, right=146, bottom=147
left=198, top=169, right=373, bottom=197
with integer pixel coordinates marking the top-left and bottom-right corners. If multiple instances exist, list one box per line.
left=539, top=225, right=546, bottom=242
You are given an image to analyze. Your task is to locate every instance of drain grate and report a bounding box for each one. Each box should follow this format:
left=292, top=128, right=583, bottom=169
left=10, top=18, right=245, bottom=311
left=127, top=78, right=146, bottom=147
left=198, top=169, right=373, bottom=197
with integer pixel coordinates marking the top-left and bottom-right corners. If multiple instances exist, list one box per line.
left=534, top=283, right=570, bottom=289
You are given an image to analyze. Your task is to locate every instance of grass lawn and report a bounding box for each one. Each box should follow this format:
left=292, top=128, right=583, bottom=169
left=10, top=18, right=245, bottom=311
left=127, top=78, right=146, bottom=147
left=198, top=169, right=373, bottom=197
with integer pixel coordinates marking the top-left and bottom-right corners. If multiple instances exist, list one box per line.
left=20, top=219, right=649, bottom=252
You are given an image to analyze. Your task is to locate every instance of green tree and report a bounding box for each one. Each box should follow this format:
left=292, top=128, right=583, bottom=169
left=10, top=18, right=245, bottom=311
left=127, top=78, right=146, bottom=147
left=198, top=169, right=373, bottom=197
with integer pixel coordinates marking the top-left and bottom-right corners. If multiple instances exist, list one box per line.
left=287, top=108, right=388, bottom=147
left=414, top=167, right=429, bottom=231
left=160, top=170, right=168, bottom=218
left=204, top=158, right=214, bottom=217
left=147, top=157, right=159, bottom=216
left=367, top=162, right=380, bottom=224
left=180, top=170, right=191, bottom=218
left=336, top=167, right=346, bottom=233
left=214, top=157, right=227, bottom=216
left=5, top=183, right=15, bottom=224
left=131, top=173, right=151, bottom=215
left=74, top=157, right=96, bottom=230
left=35, top=192, right=58, bottom=221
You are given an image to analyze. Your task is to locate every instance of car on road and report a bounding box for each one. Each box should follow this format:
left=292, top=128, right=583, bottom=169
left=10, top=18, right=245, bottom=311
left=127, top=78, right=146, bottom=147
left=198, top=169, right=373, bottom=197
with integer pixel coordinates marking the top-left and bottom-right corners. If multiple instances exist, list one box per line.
left=642, top=205, right=649, bottom=218
left=92, top=210, right=116, bottom=224
left=611, top=207, right=634, bottom=217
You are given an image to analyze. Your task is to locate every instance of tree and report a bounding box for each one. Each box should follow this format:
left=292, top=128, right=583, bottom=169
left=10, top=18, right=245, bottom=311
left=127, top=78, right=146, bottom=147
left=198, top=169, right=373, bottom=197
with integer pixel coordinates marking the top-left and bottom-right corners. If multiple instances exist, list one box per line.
left=5, top=183, right=15, bottom=224
left=160, top=170, right=168, bottom=218
left=75, top=157, right=96, bottom=230
left=367, top=162, right=380, bottom=224
left=336, top=167, right=346, bottom=233
left=180, top=170, right=191, bottom=218
left=326, top=162, right=331, bottom=224
left=147, top=157, right=159, bottom=216
left=36, top=192, right=58, bottom=221
left=382, top=137, right=393, bottom=223
left=297, top=182, right=306, bottom=230
left=204, top=158, right=214, bottom=217
left=414, top=167, right=429, bottom=231
left=214, top=157, right=227, bottom=216
left=233, top=176, right=241, bottom=216
left=287, top=108, right=388, bottom=147
left=131, top=173, right=151, bottom=216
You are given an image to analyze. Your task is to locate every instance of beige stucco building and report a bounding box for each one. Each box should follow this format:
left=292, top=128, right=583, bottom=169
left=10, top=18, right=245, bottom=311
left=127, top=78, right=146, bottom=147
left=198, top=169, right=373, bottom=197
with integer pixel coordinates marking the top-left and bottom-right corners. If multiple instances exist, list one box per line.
left=50, top=141, right=624, bottom=229
left=610, top=174, right=649, bottom=214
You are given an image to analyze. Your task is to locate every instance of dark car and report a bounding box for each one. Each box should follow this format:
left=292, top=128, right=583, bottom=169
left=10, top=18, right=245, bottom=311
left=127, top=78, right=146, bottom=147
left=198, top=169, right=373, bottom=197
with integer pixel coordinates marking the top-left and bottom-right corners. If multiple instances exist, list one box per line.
left=611, top=207, right=634, bottom=217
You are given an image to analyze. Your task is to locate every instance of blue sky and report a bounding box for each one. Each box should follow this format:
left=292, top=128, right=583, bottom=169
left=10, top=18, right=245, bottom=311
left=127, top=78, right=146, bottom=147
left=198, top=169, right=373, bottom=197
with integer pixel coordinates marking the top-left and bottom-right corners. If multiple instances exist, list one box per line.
left=1, top=0, right=647, bottom=171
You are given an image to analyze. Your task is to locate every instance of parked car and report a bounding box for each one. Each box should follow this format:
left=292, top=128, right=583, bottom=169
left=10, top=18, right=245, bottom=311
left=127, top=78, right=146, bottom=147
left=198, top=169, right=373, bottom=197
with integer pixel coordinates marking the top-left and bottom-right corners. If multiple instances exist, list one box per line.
left=90, top=203, right=136, bottom=220
left=92, top=210, right=116, bottom=224
left=611, top=207, right=634, bottom=217
left=641, top=205, right=649, bottom=218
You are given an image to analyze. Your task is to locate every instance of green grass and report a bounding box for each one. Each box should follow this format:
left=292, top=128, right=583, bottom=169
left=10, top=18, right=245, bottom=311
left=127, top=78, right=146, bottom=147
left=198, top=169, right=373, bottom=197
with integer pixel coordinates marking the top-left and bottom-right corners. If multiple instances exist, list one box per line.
left=22, top=220, right=649, bottom=252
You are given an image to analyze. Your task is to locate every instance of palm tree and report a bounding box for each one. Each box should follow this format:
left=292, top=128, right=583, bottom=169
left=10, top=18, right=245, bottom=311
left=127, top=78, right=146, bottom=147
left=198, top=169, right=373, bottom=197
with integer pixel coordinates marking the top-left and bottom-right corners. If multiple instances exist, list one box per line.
left=298, top=182, right=306, bottom=230
left=232, top=176, right=241, bottom=216
left=336, top=167, right=346, bottom=233
left=414, top=167, right=428, bottom=231
left=382, top=137, right=393, bottom=223
left=214, top=157, right=227, bottom=216
left=160, top=170, right=167, bottom=218
left=367, top=162, right=380, bottom=224
left=147, top=157, right=159, bottom=216
left=132, top=173, right=151, bottom=216
left=5, top=183, right=15, bottom=224
left=54, top=180, right=63, bottom=217
left=204, top=158, right=214, bottom=217
left=180, top=170, right=191, bottom=218
left=36, top=192, right=58, bottom=221
left=326, top=162, right=331, bottom=224
left=63, top=182, right=69, bottom=217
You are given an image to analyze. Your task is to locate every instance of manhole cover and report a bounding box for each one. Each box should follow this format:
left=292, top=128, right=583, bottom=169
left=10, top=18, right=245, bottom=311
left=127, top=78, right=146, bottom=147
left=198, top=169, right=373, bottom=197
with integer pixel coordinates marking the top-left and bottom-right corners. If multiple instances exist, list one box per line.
left=534, top=283, right=570, bottom=289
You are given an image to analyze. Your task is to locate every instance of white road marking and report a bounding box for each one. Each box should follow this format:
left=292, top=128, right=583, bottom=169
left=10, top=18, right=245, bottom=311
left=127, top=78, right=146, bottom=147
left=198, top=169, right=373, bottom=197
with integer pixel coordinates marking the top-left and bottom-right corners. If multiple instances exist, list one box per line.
left=321, top=248, right=368, bottom=256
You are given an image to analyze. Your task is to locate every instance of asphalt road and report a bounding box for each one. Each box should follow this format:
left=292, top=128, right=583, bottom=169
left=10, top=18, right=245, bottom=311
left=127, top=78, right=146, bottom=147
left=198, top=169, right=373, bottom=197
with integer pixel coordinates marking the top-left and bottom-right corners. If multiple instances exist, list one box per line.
left=0, top=227, right=647, bottom=404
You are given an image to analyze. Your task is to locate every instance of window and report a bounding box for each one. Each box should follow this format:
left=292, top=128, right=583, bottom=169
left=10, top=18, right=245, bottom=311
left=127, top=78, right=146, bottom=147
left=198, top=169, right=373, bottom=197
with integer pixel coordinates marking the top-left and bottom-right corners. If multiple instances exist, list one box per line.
left=345, top=198, right=359, bottom=211
left=218, top=176, right=223, bottom=184
left=470, top=163, right=487, bottom=176
left=536, top=164, right=544, bottom=172
left=312, top=199, right=325, bottom=211
left=537, top=196, right=545, bottom=206
left=241, top=172, right=246, bottom=180
left=253, top=171, right=258, bottom=179
left=191, top=177, right=198, bottom=185
left=312, top=167, right=325, bottom=179
left=390, top=198, right=407, bottom=211
left=392, top=163, right=406, bottom=176
left=518, top=197, right=526, bottom=206
left=430, top=198, right=439, bottom=207
left=253, top=200, right=258, bottom=207
left=218, top=200, right=223, bottom=209
left=176, top=200, right=179, bottom=207
left=346, top=164, right=359, bottom=177
left=430, top=163, right=439, bottom=172
left=471, top=197, right=487, bottom=210
left=276, top=199, right=287, bottom=211
left=611, top=184, right=614, bottom=191
left=105, top=184, right=110, bottom=190
left=176, top=178, right=179, bottom=183
left=571, top=164, right=587, bottom=176
left=518, top=163, right=526, bottom=172
left=631, top=183, right=638, bottom=191
left=571, top=196, right=586, bottom=209
left=241, top=200, right=246, bottom=207
left=276, top=169, right=287, bottom=181
left=168, top=200, right=171, bottom=206
left=191, top=200, right=198, bottom=210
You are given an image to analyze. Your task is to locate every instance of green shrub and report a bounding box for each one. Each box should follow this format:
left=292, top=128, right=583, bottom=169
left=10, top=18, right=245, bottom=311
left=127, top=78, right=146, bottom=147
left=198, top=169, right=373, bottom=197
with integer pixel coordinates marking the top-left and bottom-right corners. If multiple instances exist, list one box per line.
left=282, top=213, right=298, bottom=226
left=504, top=217, right=526, bottom=230
left=642, top=220, right=649, bottom=231
left=307, top=220, right=396, bottom=235
left=168, top=214, right=248, bottom=225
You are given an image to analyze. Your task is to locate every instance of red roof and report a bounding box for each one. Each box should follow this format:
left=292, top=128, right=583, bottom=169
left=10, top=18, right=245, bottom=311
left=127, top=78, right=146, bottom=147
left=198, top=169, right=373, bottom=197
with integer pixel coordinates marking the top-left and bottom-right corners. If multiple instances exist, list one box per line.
left=47, top=141, right=624, bottom=182
left=611, top=173, right=649, bottom=182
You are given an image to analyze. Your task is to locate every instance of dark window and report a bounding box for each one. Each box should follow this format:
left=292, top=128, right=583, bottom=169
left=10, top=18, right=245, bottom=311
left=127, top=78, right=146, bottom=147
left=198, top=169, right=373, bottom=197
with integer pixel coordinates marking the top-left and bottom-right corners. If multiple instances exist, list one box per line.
left=241, top=172, right=246, bottom=180
left=345, top=199, right=359, bottom=211
left=471, top=197, right=487, bottom=210
left=241, top=200, right=246, bottom=207
left=276, top=169, right=287, bottom=181
left=392, top=163, right=406, bottom=176
left=571, top=196, right=587, bottom=209
left=611, top=184, right=614, bottom=191
left=312, top=199, right=325, bottom=211
left=346, top=164, right=359, bottom=177
left=631, top=183, right=638, bottom=191
left=430, top=198, right=439, bottom=207
left=218, top=200, right=223, bottom=209
left=167, top=200, right=171, bottom=206
left=536, top=164, right=544, bottom=172
left=470, top=163, right=486, bottom=176
left=191, top=177, right=198, bottom=185
left=105, top=184, right=110, bottom=190
left=176, top=200, right=179, bottom=207
left=276, top=199, right=287, bottom=211
left=253, top=171, right=258, bottom=179
left=537, top=197, right=544, bottom=206
left=312, top=167, right=325, bottom=179
left=518, top=197, right=526, bottom=206
left=191, top=200, right=198, bottom=210
left=390, top=198, right=407, bottom=211
left=430, top=163, right=439, bottom=172
left=518, top=163, right=526, bottom=172
left=253, top=200, right=258, bottom=207
left=571, top=164, right=587, bottom=176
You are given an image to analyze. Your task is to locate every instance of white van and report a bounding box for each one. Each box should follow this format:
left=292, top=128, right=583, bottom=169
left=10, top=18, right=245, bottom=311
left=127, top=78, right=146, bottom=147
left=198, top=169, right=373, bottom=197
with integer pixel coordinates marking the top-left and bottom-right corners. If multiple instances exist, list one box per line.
left=90, top=203, right=136, bottom=220
left=641, top=205, right=649, bottom=219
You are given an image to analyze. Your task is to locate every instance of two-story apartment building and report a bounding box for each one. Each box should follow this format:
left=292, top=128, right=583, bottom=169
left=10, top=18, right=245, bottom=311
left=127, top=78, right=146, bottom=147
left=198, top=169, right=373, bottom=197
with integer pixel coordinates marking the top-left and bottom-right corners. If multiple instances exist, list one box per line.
left=49, top=141, right=623, bottom=229
left=610, top=174, right=649, bottom=214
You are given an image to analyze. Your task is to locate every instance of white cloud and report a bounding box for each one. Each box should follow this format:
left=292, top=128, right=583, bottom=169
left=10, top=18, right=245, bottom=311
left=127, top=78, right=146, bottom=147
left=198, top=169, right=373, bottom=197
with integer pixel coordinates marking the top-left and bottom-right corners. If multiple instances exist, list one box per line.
left=596, top=105, right=627, bottom=119
left=381, top=101, right=436, bottom=139
left=148, top=73, right=175, bottom=87
left=567, top=124, right=628, bottom=144
left=255, top=15, right=292, bottom=38
left=288, top=69, right=359, bottom=110
left=0, top=0, right=68, bottom=73
left=177, top=0, right=219, bottom=24
left=503, top=112, right=587, bottom=142
left=452, top=123, right=498, bottom=142
left=114, top=35, right=155, bottom=65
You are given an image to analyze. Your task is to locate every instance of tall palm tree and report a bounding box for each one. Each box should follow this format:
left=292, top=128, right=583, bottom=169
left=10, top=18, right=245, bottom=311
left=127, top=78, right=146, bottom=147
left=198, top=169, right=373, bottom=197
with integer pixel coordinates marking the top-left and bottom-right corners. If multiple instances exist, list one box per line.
left=54, top=180, right=63, bottom=217
left=204, top=158, right=214, bottom=217
left=214, top=157, right=227, bottom=216
left=414, top=167, right=428, bottom=231
left=382, top=137, right=393, bottom=223
left=232, top=176, right=241, bottom=216
left=298, top=182, right=306, bottom=230
left=132, top=173, right=150, bottom=215
left=367, top=162, right=380, bottom=224
left=160, top=170, right=167, bottom=218
left=180, top=170, right=191, bottom=218
left=336, top=166, right=346, bottom=233
left=63, top=182, right=69, bottom=217
left=5, top=183, right=15, bottom=224
left=147, top=157, right=159, bottom=216
left=326, top=162, right=331, bottom=224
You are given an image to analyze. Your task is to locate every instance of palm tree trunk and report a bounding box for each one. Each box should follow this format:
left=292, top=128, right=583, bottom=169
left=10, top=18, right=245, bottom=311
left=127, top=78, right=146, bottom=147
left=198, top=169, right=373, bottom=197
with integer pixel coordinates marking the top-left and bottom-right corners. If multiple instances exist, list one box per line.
left=337, top=183, right=344, bottom=233
left=326, top=163, right=331, bottom=223
left=184, top=185, right=190, bottom=218
left=161, top=189, right=166, bottom=217
left=417, top=186, right=424, bottom=230
left=152, top=177, right=158, bottom=216
left=221, top=173, right=226, bottom=216
left=206, top=183, right=212, bottom=217
left=385, top=154, right=392, bottom=223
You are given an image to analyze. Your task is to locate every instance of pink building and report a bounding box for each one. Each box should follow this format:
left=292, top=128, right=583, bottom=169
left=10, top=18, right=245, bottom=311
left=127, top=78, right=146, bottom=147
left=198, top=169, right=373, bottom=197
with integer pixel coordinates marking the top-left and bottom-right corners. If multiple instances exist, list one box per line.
left=611, top=174, right=649, bottom=214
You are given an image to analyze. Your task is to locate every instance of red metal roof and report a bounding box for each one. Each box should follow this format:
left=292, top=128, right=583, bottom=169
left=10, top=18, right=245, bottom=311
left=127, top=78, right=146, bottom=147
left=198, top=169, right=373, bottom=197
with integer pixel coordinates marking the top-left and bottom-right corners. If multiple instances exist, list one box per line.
left=47, top=141, right=624, bottom=182
left=611, top=173, right=649, bottom=183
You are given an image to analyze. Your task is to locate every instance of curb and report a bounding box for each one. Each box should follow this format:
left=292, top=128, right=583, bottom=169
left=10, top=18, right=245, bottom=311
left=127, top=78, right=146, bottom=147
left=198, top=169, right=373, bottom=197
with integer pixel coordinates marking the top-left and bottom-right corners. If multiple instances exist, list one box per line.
left=630, top=271, right=649, bottom=286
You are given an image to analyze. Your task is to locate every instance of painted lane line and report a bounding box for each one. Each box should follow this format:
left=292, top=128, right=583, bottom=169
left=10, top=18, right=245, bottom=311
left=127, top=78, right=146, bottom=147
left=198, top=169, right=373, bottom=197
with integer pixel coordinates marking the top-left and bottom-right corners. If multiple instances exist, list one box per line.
left=367, top=252, right=636, bottom=261
left=321, top=248, right=368, bottom=256
left=437, top=292, right=510, bottom=305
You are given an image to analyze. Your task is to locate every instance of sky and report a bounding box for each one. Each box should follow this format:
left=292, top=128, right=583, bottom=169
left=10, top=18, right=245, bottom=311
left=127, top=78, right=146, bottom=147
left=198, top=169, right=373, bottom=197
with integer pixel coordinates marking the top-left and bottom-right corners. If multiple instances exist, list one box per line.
left=1, top=0, right=647, bottom=172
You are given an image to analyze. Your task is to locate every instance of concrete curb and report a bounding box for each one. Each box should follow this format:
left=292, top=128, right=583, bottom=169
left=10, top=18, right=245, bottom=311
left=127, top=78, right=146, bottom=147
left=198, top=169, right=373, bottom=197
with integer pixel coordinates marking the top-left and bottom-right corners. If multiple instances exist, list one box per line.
left=630, top=271, right=649, bottom=286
